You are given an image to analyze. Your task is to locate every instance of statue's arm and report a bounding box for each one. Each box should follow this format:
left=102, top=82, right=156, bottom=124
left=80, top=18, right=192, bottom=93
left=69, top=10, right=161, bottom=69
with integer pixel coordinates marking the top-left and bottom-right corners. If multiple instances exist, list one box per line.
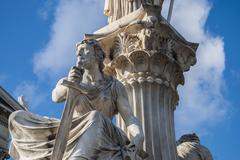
left=116, top=81, right=144, bottom=148
left=52, top=78, right=67, bottom=103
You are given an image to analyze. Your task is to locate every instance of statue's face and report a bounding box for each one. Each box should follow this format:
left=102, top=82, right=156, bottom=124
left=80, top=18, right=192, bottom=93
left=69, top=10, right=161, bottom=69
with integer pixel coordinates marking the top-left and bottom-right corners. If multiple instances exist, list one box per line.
left=76, top=43, right=97, bottom=70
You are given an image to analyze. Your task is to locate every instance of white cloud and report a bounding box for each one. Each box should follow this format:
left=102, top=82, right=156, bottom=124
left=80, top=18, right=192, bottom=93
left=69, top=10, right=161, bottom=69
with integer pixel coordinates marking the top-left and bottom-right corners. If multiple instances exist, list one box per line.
left=163, top=0, right=227, bottom=136
left=38, top=0, right=55, bottom=20
left=33, top=0, right=106, bottom=81
left=13, top=82, right=47, bottom=110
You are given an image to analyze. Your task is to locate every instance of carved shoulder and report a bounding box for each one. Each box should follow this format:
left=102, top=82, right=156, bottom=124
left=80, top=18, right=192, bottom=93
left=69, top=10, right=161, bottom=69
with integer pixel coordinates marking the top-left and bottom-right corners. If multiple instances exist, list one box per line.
left=52, top=78, right=68, bottom=103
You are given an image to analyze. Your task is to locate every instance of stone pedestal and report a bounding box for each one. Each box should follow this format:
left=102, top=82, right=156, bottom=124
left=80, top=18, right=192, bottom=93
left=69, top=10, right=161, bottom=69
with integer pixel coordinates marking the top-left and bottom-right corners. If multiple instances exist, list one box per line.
left=90, top=5, right=198, bottom=160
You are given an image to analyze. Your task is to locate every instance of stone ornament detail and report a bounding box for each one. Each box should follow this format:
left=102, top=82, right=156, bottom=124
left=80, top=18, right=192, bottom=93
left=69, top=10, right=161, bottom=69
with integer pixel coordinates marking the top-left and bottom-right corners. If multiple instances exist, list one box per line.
left=99, top=14, right=198, bottom=76
left=112, top=33, right=142, bottom=58
left=107, top=50, right=183, bottom=102
left=94, top=6, right=199, bottom=159
left=105, top=28, right=187, bottom=98
left=108, top=25, right=197, bottom=71
left=177, top=134, right=213, bottom=160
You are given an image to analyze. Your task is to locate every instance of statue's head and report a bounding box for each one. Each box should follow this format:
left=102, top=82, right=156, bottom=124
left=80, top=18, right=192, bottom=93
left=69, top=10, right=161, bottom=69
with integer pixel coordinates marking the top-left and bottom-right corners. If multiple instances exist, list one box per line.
left=76, top=39, right=105, bottom=72
left=177, top=133, right=200, bottom=145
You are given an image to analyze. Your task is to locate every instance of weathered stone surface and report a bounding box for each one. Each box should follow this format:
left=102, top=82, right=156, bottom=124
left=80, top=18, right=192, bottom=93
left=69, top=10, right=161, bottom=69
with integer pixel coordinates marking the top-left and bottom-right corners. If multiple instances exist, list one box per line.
left=177, top=134, right=213, bottom=160
left=9, top=40, right=146, bottom=160
left=104, top=0, right=164, bottom=23
left=87, top=5, right=199, bottom=160
left=7, top=3, right=214, bottom=160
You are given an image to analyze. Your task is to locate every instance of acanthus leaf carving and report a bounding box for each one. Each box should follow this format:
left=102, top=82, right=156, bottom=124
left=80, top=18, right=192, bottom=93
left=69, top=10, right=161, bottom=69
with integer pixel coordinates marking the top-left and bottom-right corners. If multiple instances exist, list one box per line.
left=111, top=33, right=142, bottom=58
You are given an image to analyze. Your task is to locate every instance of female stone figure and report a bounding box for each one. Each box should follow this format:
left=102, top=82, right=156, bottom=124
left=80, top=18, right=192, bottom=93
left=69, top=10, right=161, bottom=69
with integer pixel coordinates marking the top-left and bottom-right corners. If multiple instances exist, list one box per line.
left=177, top=134, right=213, bottom=160
left=104, top=0, right=164, bottom=23
left=9, top=39, right=144, bottom=160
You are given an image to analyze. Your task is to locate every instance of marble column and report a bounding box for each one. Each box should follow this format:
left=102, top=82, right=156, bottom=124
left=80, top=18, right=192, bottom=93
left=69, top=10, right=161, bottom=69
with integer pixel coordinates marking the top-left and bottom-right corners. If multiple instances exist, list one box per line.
left=113, top=47, right=182, bottom=160
left=94, top=5, right=198, bottom=160
left=106, top=31, right=197, bottom=159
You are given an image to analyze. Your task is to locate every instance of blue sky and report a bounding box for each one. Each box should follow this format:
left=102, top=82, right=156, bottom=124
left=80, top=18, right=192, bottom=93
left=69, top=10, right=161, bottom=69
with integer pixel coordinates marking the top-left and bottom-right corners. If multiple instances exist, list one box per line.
left=0, top=0, right=239, bottom=159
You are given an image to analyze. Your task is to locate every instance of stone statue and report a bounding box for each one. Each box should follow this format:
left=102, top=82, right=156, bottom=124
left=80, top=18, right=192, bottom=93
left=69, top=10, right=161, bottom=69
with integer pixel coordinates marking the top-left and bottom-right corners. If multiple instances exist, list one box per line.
left=177, top=134, right=213, bottom=160
left=104, top=0, right=164, bottom=23
left=8, top=39, right=146, bottom=160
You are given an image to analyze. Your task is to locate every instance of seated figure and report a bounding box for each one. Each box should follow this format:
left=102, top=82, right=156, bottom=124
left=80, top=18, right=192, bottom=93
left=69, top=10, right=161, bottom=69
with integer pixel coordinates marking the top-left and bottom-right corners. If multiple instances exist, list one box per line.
left=9, top=39, right=145, bottom=160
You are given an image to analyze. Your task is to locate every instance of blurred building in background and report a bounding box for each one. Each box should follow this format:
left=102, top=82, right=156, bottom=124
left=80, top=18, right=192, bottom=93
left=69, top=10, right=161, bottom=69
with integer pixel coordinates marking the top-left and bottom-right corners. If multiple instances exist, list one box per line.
left=0, top=86, right=26, bottom=159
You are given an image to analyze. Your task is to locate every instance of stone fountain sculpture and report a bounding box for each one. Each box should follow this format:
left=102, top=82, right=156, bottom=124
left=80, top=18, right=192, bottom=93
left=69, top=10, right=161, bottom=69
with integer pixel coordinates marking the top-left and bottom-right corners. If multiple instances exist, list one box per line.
left=8, top=1, right=213, bottom=160
left=91, top=1, right=213, bottom=160
left=9, top=40, right=147, bottom=160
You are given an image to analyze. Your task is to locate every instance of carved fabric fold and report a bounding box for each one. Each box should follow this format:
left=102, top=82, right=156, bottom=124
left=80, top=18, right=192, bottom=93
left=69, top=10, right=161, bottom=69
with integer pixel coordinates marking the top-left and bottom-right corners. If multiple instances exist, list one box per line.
left=8, top=78, right=141, bottom=160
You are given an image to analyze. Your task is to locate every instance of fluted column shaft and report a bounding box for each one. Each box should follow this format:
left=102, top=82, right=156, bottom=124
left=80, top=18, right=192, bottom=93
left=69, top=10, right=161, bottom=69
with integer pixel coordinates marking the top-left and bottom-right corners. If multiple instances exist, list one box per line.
left=117, top=78, right=178, bottom=160
left=108, top=45, right=184, bottom=160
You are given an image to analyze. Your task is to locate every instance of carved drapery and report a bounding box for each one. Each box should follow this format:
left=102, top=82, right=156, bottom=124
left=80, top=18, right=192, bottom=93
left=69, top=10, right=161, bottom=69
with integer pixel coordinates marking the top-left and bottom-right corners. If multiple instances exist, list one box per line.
left=104, top=0, right=164, bottom=23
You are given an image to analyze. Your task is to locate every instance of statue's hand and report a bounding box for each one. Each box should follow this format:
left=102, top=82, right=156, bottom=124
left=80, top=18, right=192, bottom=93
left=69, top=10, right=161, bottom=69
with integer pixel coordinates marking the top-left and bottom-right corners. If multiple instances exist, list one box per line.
left=68, top=66, right=83, bottom=83
left=129, top=134, right=144, bottom=153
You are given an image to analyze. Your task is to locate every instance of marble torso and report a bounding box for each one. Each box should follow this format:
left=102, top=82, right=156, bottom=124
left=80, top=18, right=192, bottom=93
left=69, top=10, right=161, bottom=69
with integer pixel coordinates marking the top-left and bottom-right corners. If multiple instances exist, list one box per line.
left=73, top=77, right=118, bottom=119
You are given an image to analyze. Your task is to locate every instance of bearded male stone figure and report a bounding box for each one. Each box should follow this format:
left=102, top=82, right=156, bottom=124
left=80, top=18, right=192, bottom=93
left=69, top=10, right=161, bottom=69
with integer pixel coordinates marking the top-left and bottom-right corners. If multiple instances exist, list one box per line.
left=104, top=0, right=164, bottom=23
left=8, top=39, right=145, bottom=160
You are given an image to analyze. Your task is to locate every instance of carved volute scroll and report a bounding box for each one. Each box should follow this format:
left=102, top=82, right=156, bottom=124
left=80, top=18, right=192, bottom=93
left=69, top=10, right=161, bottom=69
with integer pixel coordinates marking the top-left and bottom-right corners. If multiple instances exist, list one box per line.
left=106, top=25, right=187, bottom=103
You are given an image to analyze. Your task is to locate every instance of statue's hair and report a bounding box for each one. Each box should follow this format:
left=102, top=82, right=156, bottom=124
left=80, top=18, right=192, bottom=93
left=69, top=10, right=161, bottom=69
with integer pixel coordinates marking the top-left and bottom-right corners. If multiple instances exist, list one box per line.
left=177, top=133, right=200, bottom=145
left=76, top=39, right=105, bottom=72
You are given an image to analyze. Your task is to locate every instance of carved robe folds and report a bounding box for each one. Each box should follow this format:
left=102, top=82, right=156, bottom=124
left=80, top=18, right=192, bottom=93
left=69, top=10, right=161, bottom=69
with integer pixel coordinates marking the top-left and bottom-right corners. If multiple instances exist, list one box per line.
left=8, top=78, right=142, bottom=160
left=104, top=0, right=164, bottom=23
